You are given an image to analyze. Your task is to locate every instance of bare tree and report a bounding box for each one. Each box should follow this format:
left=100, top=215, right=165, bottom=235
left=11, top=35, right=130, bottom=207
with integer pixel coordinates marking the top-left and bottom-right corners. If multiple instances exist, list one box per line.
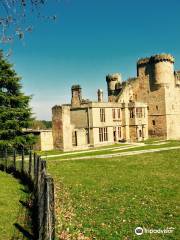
left=0, top=0, right=58, bottom=56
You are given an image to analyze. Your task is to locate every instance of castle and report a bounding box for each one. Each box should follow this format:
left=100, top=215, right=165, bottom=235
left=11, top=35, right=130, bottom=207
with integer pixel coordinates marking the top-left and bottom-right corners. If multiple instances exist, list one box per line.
left=52, top=54, right=180, bottom=151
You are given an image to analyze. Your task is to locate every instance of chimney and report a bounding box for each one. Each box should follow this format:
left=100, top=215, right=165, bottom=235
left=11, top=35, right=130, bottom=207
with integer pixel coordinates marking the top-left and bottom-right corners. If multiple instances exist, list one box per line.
left=97, top=89, right=103, bottom=102
left=71, top=85, right=82, bottom=107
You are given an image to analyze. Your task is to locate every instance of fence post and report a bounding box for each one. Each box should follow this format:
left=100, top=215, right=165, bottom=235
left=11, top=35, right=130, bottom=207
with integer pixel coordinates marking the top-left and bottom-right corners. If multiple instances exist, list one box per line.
left=21, top=146, right=24, bottom=172
left=38, top=160, right=47, bottom=240
left=29, top=149, right=32, bottom=177
left=50, top=177, right=55, bottom=239
left=0, top=149, right=56, bottom=239
left=43, top=175, right=55, bottom=240
left=13, top=149, right=16, bottom=170
left=34, top=153, right=37, bottom=181
left=36, top=156, right=40, bottom=190
left=4, top=148, right=7, bottom=171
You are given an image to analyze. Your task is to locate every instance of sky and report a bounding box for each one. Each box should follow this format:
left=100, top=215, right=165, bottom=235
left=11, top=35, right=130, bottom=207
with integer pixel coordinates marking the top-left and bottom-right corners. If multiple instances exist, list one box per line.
left=1, top=0, right=180, bottom=120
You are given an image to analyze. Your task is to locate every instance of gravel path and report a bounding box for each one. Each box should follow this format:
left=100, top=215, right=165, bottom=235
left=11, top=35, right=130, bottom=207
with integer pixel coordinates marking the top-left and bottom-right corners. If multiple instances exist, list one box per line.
left=41, top=144, right=139, bottom=158
left=55, top=146, right=180, bottom=162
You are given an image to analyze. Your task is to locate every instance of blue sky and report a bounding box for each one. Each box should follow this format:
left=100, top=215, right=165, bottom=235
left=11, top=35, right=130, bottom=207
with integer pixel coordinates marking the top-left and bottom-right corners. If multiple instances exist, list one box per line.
left=1, top=0, right=180, bottom=120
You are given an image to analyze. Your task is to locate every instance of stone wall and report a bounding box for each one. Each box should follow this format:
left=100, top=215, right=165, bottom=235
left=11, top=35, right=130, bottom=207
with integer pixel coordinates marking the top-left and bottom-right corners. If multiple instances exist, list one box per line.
left=116, top=54, right=180, bottom=140
left=52, top=106, right=63, bottom=149
left=76, top=128, right=88, bottom=146
left=40, top=131, right=53, bottom=151
left=70, top=108, right=88, bottom=128
left=52, top=105, right=73, bottom=151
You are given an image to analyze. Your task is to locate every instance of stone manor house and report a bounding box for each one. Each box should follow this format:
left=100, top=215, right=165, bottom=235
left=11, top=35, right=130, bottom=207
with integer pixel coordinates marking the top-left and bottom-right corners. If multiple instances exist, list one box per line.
left=51, top=53, right=180, bottom=151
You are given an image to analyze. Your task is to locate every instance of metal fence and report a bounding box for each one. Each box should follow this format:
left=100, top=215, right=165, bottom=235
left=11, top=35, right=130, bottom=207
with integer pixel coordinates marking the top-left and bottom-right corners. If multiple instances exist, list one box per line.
left=0, top=148, right=55, bottom=240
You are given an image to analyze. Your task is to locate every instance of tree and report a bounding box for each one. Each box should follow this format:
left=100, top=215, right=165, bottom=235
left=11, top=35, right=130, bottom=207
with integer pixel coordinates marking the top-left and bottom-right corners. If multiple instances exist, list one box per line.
left=42, top=120, right=52, bottom=129
left=0, top=50, right=36, bottom=149
left=0, top=0, right=57, bottom=47
left=30, top=120, right=52, bottom=129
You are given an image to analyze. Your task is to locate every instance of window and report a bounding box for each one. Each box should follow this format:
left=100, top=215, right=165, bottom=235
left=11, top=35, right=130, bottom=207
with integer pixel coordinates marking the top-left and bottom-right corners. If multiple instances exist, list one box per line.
left=152, top=120, right=155, bottom=126
left=112, top=109, right=116, bottom=119
left=129, top=108, right=134, bottom=118
left=118, top=126, right=121, bottom=138
left=100, top=108, right=105, bottom=122
left=156, top=105, right=158, bottom=110
left=72, top=131, right=77, bottom=146
left=104, top=127, right=108, bottom=141
left=139, top=129, right=142, bottom=138
left=99, top=127, right=108, bottom=142
left=117, top=109, right=121, bottom=119
left=99, top=128, right=103, bottom=142
left=86, top=129, right=89, bottom=144
left=136, top=107, right=142, bottom=118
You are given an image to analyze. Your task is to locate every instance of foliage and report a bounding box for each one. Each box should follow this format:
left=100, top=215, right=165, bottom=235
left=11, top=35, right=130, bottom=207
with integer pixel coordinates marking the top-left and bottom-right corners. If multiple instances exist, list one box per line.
left=30, top=119, right=52, bottom=129
left=0, top=50, right=36, bottom=149
left=41, top=120, right=52, bottom=129
left=0, top=0, right=58, bottom=56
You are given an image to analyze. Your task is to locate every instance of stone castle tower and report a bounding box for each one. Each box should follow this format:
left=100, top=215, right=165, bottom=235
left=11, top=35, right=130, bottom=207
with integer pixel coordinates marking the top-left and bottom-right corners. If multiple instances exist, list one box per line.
left=106, top=73, right=122, bottom=102
left=52, top=105, right=73, bottom=151
left=108, top=54, right=180, bottom=139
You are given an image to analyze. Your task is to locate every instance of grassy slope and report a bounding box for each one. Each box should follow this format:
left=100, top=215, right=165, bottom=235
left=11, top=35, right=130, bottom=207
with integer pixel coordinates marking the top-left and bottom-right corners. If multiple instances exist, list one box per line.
left=0, top=171, right=30, bottom=240
left=48, top=149, right=180, bottom=240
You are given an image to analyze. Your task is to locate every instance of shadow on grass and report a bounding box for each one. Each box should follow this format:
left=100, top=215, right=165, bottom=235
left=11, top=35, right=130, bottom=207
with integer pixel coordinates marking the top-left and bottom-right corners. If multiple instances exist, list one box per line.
left=11, top=184, right=35, bottom=240
left=0, top=165, right=36, bottom=240
left=13, top=223, right=34, bottom=240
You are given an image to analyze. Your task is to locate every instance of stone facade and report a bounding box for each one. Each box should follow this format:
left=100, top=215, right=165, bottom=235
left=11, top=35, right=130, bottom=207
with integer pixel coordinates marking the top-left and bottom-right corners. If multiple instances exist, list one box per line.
left=40, top=130, right=53, bottom=151
left=108, top=54, right=180, bottom=140
left=52, top=53, right=180, bottom=151
left=52, top=105, right=73, bottom=151
left=24, top=129, right=53, bottom=151
left=52, top=87, right=148, bottom=151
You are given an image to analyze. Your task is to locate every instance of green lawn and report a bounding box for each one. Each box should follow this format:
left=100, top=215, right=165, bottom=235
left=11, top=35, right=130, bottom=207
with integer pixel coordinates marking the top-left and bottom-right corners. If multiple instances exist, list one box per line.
left=39, top=141, right=180, bottom=160
left=0, top=171, right=32, bottom=240
left=44, top=140, right=180, bottom=161
left=47, top=149, right=180, bottom=240
left=37, top=143, right=127, bottom=156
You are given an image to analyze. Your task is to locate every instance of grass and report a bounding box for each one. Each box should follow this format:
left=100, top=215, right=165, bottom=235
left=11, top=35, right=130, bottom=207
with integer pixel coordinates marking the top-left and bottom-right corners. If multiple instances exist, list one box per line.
left=44, top=140, right=180, bottom=161
left=37, top=143, right=128, bottom=156
left=47, top=148, right=180, bottom=240
left=141, top=137, right=165, bottom=144
left=38, top=140, right=180, bottom=161
left=0, top=171, right=32, bottom=240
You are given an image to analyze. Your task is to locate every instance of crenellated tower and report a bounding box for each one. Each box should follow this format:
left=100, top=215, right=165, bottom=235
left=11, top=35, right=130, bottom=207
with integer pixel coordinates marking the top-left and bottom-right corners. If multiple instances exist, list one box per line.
left=116, top=53, right=180, bottom=140
left=106, top=73, right=122, bottom=102
left=137, top=54, right=175, bottom=87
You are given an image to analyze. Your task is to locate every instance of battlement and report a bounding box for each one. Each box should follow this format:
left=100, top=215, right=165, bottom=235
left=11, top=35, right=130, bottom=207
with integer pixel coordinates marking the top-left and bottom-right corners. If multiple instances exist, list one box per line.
left=71, top=85, right=81, bottom=90
left=106, top=73, right=122, bottom=100
left=137, top=54, right=175, bottom=66
left=137, top=57, right=150, bottom=66
left=52, top=105, right=61, bottom=111
left=152, top=54, right=175, bottom=63
left=106, top=73, right=121, bottom=82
